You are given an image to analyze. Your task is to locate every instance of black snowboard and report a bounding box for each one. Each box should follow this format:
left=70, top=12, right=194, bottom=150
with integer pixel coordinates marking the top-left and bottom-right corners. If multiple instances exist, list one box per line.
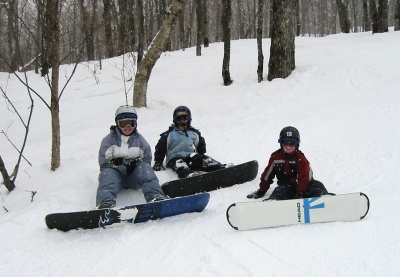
left=161, top=160, right=258, bottom=198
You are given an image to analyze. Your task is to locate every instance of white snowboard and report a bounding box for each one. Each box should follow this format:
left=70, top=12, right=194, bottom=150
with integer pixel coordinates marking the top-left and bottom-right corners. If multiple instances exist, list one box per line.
left=226, top=192, right=370, bottom=230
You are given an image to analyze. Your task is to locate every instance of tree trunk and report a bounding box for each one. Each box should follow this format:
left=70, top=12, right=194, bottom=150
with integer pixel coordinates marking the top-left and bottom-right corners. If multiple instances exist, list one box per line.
left=127, top=0, right=135, bottom=52
left=215, top=1, right=221, bottom=42
left=377, top=0, right=388, bottom=32
left=395, top=0, right=400, bottom=31
left=35, top=2, right=43, bottom=74
left=221, top=0, right=232, bottom=86
left=352, top=0, right=357, bottom=32
left=0, top=156, right=15, bottom=192
left=118, top=0, right=128, bottom=55
left=267, top=0, right=296, bottom=81
left=7, top=0, right=19, bottom=72
left=179, top=8, right=186, bottom=50
left=196, top=0, right=204, bottom=56
left=363, top=0, right=371, bottom=32
left=147, top=1, right=154, bottom=45
left=370, top=0, right=379, bottom=34
left=103, top=0, right=114, bottom=58
left=137, top=0, right=144, bottom=65
left=79, top=0, right=95, bottom=60
left=45, top=0, right=61, bottom=171
left=156, top=0, right=171, bottom=51
left=256, top=0, right=264, bottom=83
left=336, top=0, right=350, bottom=33
left=296, top=0, right=300, bottom=36
left=133, top=0, right=188, bottom=108
left=201, top=0, right=209, bottom=47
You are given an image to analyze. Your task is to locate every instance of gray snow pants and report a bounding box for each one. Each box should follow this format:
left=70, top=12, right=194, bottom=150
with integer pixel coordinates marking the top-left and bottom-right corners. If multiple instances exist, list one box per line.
left=96, top=162, right=164, bottom=206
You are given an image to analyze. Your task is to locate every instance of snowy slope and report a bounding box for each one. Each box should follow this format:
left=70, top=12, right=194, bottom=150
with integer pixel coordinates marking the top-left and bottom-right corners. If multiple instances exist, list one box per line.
left=1, top=29, right=400, bottom=276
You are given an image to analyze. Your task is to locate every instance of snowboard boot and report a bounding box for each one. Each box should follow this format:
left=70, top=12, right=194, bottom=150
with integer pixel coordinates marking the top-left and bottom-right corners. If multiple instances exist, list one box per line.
left=98, top=201, right=115, bottom=209
left=150, top=194, right=170, bottom=202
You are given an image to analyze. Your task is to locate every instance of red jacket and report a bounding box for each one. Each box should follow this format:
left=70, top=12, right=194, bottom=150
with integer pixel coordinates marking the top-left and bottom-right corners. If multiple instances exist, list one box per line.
left=259, top=149, right=313, bottom=193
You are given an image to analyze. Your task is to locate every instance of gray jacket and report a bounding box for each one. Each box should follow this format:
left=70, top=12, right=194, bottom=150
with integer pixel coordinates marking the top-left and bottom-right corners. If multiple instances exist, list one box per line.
left=98, top=126, right=153, bottom=171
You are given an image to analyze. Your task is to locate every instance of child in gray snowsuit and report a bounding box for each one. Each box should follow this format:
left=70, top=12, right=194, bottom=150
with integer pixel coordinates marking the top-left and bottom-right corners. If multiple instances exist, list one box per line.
left=96, top=105, right=168, bottom=209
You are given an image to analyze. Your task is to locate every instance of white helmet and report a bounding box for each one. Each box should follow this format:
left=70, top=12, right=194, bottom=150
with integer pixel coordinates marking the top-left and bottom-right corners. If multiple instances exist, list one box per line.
left=115, top=105, right=138, bottom=120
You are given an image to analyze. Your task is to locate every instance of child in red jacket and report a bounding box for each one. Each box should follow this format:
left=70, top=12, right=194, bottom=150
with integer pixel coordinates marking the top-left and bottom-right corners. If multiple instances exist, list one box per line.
left=247, top=126, right=329, bottom=200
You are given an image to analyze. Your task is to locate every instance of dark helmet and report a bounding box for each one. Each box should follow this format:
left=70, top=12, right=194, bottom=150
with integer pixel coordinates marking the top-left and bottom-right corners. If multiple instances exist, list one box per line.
left=278, top=126, right=300, bottom=146
left=173, top=105, right=192, bottom=127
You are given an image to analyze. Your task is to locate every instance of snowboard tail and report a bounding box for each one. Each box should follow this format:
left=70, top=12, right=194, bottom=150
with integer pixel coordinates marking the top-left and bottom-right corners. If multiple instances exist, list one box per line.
left=162, top=160, right=258, bottom=198
left=227, top=192, right=370, bottom=231
left=46, top=193, right=210, bottom=231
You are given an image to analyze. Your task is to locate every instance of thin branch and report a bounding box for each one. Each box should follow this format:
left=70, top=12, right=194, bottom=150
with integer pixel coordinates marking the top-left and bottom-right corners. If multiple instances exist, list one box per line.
left=0, top=131, right=32, bottom=166
left=25, top=190, right=37, bottom=202
left=1, top=87, right=27, bottom=128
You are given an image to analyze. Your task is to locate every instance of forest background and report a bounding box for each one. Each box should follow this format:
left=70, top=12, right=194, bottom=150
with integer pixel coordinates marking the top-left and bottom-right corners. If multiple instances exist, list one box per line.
left=1, top=0, right=399, bottom=73
left=0, top=0, right=399, bottom=184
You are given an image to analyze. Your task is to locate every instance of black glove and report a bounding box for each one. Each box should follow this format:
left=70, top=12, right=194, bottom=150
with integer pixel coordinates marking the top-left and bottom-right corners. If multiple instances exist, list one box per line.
left=294, top=191, right=305, bottom=199
left=126, top=158, right=142, bottom=175
left=109, top=157, right=124, bottom=167
left=189, top=153, right=205, bottom=169
left=153, top=161, right=166, bottom=171
left=247, top=189, right=267, bottom=199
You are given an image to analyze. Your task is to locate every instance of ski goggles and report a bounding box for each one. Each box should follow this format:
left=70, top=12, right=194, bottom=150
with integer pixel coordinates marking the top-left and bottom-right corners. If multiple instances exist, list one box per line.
left=280, top=138, right=299, bottom=146
left=175, top=114, right=190, bottom=122
left=117, top=119, right=136, bottom=129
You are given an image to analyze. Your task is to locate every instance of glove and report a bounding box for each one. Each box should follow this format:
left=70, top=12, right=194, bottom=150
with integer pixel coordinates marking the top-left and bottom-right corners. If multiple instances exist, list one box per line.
left=294, top=191, right=305, bottom=199
left=247, top=189, right=267, bottom=199
left=153, top=161, right=166, bottom=171
left=109, top=157, right=124, bottom=167
left=126, top=158, right=142, bottom=175
left=189, top=153, right=205, bottom=169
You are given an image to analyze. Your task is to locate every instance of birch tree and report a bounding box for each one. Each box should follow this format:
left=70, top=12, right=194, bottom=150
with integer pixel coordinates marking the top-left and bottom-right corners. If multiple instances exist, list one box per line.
left=133, top=0, right=189, bottom=107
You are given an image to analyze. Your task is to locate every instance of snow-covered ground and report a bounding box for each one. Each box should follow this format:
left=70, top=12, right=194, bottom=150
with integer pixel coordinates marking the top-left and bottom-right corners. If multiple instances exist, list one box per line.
left=1, top=29, right=400, bottom=276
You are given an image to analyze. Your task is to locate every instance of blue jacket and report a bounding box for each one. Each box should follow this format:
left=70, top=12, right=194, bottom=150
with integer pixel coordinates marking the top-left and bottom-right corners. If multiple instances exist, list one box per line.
left=154, top=125, right=206, bottom=163
left=98, top=126, right=153, bottom=172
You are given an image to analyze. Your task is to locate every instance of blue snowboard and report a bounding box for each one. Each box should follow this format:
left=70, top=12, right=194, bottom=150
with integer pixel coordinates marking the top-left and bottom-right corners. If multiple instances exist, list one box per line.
left=45, top=193, right=210, bottom=231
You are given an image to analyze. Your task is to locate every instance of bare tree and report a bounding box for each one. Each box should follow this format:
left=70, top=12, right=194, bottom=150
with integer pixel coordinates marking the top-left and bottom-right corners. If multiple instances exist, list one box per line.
left=1, top=78, right=34, bottom=190
left=363, top=0, right=371, bottom=31
left=256, top=0, right=264, bottom=83
left=102, top=0, right=114, bottom=58
left=267, top=0, right=297, bottom=81
left=221, top=0, right=233, bottom=86
left=336, top=0, right=350, bottom=33
left=137, top=0, right=144, bottom=65
left=370, top=0, right=379, bottom=33
left=117, top=0, right=128, bottom=55
left=44, top=0, right=62, bottom=171
left=1, top=0, right=84, bottom=172
left=127, top=0, right=135, bottom=52
left=296, top=0, right=300, bottom=36
left=395, top=0, right=400, bottom=30
left=133, top=0, right=189, bottom=107
left=0, top=155, right=15, bottom=192
left=35, top=0, right=43, bottom=74
left=178, top=6, right=186, bottom=50
left=196, top=0, right=204, bottom=56
left=7, top=0, right=20, bottom=72
left=202, top=0, right=209, bottom=47
left=79, top=0, right=96, bottom=61
left=377, top=0, right=388, bottom=32
left=195, top=0, right=208, bottom=56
